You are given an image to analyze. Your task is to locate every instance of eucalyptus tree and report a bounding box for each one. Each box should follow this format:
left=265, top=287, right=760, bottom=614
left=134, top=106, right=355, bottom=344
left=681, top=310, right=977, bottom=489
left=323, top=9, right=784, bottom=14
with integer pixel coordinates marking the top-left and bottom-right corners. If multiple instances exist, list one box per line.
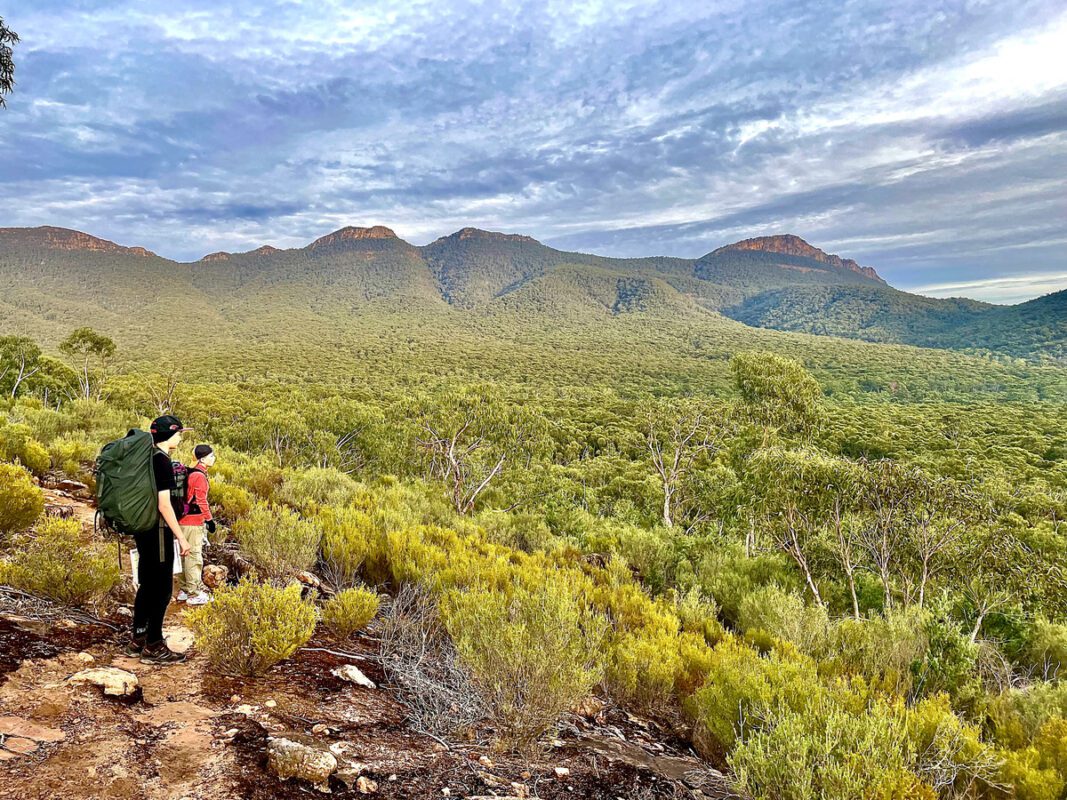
left=855, top=459, right=918, bottom=611
left=59, top=327, right=116, bottom=400
left=638, top=397, right=733, bottom=528
left=0, top=335, right=41, bottom=398
left=409, top=384, right=547, bottom=514
left=746, top=446, right=847, bottom=606
left=0, top=16, right=17, bottom=107
left=730, top=351, right=823, bottom=441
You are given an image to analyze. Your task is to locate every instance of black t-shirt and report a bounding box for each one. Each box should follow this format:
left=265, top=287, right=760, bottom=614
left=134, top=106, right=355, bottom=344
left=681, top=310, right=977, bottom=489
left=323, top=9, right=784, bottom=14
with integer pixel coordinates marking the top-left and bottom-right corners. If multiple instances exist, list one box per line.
left=152, top=449, right=182, bottom=518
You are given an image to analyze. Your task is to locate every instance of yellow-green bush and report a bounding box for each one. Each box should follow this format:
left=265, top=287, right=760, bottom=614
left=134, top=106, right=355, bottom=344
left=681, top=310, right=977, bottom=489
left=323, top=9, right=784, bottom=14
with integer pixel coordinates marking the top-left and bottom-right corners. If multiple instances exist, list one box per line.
left=276, top=466, right=360, bottom=513
left=1026, top=619, right=1067, bottom=681
left=674, top=587, right=725, bottom=646
left=0, top=423, right=50, bottom=475
left=0, top=462, right=44, bottom=538
left=0, top=517, right=118, bottom=606
left=233, top=502, right=321, bottom=581
left=209, top=480, right=253, bottom=525
left=687, top=635, right=828, bottom=761
left=47, top=432, right=98, bottom=481
left=318, top=506, right=380, bottom=588
left=823, top=609, right=928, bottom=698
left=729, top=699, right=932, bottom=800
left=737, top=585, right=832, bottom=658
left=187, top=579, right=316, bottom=676
left=443, top=581, right=606, bottom=750
left=321, top=586, right=380, bottom=640
left=997, top=746, right=1065, bottom=800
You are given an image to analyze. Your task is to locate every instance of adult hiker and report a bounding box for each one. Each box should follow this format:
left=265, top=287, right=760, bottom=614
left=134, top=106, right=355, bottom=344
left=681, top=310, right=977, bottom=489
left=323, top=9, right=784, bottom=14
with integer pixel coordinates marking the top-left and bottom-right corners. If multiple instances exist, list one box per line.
left=177, top=443, right=216, bottom=605
left=128, top=415, right=192, bottom=664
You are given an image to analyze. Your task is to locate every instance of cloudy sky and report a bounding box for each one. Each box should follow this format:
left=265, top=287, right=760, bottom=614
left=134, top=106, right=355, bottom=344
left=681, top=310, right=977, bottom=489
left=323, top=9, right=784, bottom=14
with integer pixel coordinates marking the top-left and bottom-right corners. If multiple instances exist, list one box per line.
left=1, top=1, right=1065, bottom=302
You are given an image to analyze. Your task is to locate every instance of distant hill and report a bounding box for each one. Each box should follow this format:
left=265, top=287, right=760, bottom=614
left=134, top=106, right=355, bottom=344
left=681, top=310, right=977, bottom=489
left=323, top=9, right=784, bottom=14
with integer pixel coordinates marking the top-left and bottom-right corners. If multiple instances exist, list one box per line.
left=0, top=225, right=1061, bottom=363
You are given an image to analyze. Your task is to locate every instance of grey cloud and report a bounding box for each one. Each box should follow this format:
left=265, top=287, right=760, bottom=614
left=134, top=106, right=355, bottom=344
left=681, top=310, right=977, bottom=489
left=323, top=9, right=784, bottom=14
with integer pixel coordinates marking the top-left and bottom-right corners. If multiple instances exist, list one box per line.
left=0, top=0, right=1065, bottom=299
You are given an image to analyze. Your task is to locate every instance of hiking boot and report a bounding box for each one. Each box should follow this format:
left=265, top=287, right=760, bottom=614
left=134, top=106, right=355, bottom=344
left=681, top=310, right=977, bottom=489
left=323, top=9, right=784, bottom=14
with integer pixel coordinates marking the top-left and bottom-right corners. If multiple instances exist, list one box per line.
left=124, top=636, right=147, bottom=656
left=176, top=590, right=190, bottom=602
left=140, top=643, right=187, bottom=665
left=186, top=592, right=211, bottom=606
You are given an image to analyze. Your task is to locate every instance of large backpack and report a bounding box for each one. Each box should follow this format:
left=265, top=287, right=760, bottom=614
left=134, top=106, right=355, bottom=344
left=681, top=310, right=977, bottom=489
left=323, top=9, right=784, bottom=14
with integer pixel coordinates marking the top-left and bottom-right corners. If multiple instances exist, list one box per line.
left=95, top=429, right=159, bottom=534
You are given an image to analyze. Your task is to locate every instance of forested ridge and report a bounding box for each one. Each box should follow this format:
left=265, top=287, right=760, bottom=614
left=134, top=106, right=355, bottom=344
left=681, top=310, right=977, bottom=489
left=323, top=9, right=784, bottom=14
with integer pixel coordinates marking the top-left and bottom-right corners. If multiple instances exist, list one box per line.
left=1, top=224, right=1064, bottom=364
left=0, top=224, right=1066, bottom=798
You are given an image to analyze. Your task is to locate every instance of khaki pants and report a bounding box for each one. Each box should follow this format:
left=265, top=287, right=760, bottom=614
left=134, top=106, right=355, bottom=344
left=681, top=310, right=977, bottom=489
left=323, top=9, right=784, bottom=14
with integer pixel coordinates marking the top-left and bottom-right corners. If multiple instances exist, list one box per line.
left=179, top=524, right=207, bottom=595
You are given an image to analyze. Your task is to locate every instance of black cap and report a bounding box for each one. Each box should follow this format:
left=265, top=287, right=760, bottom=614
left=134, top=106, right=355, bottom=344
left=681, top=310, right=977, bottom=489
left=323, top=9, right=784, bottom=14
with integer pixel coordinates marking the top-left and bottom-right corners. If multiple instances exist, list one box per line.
left=150, top=415, right=191, bottom=443
left=194, top=444, right=214, bottom=460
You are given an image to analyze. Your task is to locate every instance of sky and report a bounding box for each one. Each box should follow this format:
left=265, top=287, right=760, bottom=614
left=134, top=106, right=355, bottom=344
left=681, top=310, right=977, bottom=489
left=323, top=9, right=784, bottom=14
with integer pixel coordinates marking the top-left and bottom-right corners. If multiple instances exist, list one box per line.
left=1, top=1, right=1065, bottom=303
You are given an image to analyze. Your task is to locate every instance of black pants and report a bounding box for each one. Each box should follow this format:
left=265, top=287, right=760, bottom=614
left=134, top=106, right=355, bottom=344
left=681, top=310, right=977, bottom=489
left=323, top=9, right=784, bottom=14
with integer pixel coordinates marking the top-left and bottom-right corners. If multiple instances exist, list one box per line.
left=132, top=525, right=174, bottom=646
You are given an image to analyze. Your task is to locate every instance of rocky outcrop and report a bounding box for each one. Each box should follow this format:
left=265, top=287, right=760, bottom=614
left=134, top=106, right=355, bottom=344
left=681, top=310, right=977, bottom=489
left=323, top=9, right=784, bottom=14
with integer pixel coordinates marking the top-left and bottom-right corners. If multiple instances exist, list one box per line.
left=199, top=251, right=232, bottom=262
left=308, top=226, right=400, bottom=250
left=432, top=227, right=539, bottom=245
left=0, top=226, right=157, bottom=257
left=713, top=234, right=884, bottom=283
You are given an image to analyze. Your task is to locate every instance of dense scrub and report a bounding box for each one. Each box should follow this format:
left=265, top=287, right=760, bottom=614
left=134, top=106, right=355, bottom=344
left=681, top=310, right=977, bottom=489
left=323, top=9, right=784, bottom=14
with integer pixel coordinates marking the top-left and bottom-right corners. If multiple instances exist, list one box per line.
left=1, top=327, right=1066, bottom=797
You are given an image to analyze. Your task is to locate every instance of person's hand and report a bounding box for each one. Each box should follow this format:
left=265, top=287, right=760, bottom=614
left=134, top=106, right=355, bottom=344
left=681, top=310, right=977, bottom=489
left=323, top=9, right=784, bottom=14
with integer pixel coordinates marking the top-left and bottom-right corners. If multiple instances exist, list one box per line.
left=205, top=520, right=217, bottom=535
left=176, top=535, right=191, bottom=558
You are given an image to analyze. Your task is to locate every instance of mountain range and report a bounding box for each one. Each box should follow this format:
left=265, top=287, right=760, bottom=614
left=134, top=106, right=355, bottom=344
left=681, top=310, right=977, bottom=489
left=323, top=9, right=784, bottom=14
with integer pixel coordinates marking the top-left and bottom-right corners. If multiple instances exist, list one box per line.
left=0, top=225, right=1062, bottom=363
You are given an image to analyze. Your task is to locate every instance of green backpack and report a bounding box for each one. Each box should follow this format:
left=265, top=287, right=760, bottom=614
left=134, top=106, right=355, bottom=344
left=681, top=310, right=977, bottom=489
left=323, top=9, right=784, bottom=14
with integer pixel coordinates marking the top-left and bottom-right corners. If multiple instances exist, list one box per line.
left=95, top=429, right=158, bottom=534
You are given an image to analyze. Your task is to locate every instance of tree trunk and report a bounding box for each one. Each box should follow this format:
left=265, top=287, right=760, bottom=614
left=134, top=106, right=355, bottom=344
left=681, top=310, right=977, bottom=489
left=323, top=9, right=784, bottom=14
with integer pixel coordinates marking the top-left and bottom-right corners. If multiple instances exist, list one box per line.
left=662, top=486, right=673, bottom=528
left=969, top=612, right=986, bottom=644
left=846, top=567, right=860, bottom=619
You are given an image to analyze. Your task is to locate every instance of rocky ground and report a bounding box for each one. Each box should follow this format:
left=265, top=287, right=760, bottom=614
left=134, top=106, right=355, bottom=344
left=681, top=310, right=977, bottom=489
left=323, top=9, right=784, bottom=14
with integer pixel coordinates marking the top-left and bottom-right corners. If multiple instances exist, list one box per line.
left=0, top=492, right=734, bottom=800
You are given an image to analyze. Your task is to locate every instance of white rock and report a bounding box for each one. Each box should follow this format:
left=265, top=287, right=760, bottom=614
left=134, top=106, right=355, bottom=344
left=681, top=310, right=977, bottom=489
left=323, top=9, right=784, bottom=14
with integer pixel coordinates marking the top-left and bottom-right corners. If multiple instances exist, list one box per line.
left=67, top=667, right=139, bottom=697
left=332, top=665, right=376, bottom=689
left=74, top=651, right=95, bottom=664
left=553, top=767, right=570, bottom=779
left=357, top=775, right=378, bottom=794
left=267, top=735, right=337, bottom=792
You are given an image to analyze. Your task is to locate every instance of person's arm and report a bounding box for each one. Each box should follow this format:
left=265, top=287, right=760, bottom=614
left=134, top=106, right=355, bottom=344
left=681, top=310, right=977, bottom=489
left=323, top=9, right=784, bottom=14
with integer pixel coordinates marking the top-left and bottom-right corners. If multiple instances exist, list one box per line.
left=193, top=472, right=212, bottom=521
left=159, top=490, right=191, bottom=556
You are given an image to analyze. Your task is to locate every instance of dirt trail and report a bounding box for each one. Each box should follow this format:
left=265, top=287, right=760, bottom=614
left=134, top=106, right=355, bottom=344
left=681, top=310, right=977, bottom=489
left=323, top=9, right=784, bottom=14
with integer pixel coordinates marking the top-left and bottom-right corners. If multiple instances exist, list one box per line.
left=0, top=493, right=734, bottom=800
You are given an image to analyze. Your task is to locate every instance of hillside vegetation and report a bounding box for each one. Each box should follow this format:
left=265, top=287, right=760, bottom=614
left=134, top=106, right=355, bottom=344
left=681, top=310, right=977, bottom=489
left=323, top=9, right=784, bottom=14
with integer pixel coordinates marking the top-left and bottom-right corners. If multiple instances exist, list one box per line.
left=1, top=224, right=1066, bottom=797
left=1, top=225, right=1063, bottom=367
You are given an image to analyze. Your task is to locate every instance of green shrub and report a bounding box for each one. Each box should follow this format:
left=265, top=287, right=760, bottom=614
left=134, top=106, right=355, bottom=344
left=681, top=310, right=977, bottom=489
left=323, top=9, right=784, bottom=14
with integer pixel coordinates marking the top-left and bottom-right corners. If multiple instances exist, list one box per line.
left=443, top=582, right=606, bottom=750
left=824, top=608, right=928, bottom=697
left=233, top=502, right=321, bottom=582
left=1025, top=619, right=1067, bottom=681
left=209, top=481, right=253, bottom=524
left=47, top=432, right=98, bottom=481
left=276, top=467, right=360, bottom=513
left=989, top=683, right=1067, bottom=749
left=687, top=636, right=826, bottom=760
left=729, top=700, right=930, bottom=800
left=737, top=585, right=831, bottom=657
left=607, top=629, right=683, bottom=713
left=694, top=543, right=801, bottom=626
left=0, top=517, right=118, bottom=606
left=477, top=510, right=555, bottom=553
left=186, top=579, right=316, bottom=676
left=0, top=462, right=44, bottom=538
left=675, top=586, right=725, bottom=646
left=321, top=586, right=380, bottom=640
left=0, top=425, right=51, bottom=476
left=997, top=746, right=1065, bottom=800
left=318, top=506, right=380, bottom=588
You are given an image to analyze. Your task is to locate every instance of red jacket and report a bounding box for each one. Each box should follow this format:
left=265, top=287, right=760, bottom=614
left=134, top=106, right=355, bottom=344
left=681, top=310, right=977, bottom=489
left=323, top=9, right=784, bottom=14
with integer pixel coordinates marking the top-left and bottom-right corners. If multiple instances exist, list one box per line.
left=179, top=466, right=213, bottom=526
